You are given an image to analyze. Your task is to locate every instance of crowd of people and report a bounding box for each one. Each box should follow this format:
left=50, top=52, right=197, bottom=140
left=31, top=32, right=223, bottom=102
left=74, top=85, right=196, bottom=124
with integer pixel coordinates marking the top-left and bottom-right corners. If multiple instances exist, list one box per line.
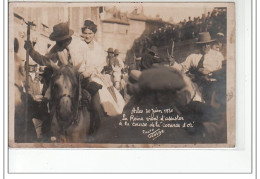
left=132, top=8, right=227, bottom=53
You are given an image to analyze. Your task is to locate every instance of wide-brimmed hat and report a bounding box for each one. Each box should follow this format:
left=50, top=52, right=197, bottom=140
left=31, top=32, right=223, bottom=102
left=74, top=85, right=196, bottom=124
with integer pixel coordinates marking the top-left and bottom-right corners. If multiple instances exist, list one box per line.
left=106, top=48, right=114, bottom=53
left=147, top=46, right=158, bottom=55
left=196, top=32, right=215, bottom=44
left=114, top=49, right=120, bottom=55
left=49, top=22, right=74, bottom=41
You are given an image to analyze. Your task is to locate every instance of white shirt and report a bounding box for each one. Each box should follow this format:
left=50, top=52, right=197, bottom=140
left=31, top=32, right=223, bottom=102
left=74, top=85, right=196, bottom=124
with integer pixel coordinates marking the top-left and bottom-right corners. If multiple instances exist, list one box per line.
left=181, top=49, right=224, bottom=73
left=68, top=37, right=106, bottom=77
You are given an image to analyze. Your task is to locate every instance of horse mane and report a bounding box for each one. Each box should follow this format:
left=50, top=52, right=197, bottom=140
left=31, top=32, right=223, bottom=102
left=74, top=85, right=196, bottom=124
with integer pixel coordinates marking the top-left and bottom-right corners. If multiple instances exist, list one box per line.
left=52, top=64, right=79, bottom=87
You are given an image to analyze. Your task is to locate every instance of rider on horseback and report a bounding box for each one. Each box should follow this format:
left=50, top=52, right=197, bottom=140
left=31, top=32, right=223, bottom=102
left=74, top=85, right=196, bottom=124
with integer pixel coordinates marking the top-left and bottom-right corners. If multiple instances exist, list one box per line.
left=110, top=49, right=125, bottom=90
left=102, top=47, right=114, bottom=75
left=178, top=32, right=224, bottom=103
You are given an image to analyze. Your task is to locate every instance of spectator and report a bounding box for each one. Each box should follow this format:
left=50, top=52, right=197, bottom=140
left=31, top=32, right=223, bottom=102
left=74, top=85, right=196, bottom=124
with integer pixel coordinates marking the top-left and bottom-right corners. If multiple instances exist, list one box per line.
left=140, top=46, right=163, bottom=70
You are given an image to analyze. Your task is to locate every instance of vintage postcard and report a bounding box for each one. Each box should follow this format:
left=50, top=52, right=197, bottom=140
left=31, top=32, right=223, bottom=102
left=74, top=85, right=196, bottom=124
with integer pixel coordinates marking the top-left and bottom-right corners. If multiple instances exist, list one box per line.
left=8, top=2, right=235, bottom=148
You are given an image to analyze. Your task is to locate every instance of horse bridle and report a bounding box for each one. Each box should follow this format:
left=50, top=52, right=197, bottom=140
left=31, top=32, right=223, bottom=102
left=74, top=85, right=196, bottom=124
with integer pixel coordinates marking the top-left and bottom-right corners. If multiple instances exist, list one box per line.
left=54, top=75, right=82, bottom=130
left=56, top=93, right=73, bottom=102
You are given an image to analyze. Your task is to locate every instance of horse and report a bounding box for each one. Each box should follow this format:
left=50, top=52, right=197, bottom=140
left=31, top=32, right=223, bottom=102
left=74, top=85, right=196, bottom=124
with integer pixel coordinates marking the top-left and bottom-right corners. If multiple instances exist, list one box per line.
left=14, top=51, right=39, bottom=142
left=14, top=53, right=25, bottom=111
left=49, top=64, right=91, bottom=143
left=14, top=52, right=27, bottom=142
left=111, top=67, right=122, bottom=90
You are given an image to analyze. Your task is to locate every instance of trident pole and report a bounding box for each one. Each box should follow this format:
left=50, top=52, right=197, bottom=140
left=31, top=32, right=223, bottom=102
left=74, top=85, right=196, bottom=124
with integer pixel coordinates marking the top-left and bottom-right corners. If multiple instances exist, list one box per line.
left=24, top=20, right=36, bottom=142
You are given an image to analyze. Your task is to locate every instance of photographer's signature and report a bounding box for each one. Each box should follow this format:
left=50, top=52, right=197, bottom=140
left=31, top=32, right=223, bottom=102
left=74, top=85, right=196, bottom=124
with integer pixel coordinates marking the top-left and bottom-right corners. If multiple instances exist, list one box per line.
left=142, top=129, right=165, bottom=140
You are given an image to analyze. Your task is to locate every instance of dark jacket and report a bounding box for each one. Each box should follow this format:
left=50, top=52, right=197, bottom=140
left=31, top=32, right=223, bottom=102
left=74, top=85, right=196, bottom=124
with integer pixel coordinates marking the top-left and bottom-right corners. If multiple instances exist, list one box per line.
left=28, top=44, right=70, bottom=67
left=140, top=53, right=163, bottom=70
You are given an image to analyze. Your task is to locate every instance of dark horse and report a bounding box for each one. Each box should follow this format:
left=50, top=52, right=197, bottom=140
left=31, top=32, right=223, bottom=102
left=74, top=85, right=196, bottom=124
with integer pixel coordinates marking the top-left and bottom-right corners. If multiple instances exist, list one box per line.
left=49, top=64, right=91, bottom=142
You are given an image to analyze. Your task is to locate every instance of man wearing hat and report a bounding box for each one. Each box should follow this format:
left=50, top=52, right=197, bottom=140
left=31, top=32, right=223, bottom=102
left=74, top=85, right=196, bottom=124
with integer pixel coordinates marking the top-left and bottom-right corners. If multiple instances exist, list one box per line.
left=24, top=22, right=75, bottom=67
left=180, top=32, right=224, bottom=103
left=24, top=22, right=81, bottom=107
left=24, top=59, right=48, bottom=140
left=102, top=47, right=114, bottom=74
left=140, top=46, right=163, bottom=70
left=106, top=47, right=114, bottom=66
left=25, top=59, right=40, bottom=97
left=113, top=49, right=125, bottom=69
left=181, top=32, right=224, bottom=74
left=109, top=49, right=125, bottom=90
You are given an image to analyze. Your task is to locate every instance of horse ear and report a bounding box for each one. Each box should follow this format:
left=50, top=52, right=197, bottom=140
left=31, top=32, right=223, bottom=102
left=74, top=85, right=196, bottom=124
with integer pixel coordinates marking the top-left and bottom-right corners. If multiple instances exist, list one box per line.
left=73, top=62, right=82, bottom=73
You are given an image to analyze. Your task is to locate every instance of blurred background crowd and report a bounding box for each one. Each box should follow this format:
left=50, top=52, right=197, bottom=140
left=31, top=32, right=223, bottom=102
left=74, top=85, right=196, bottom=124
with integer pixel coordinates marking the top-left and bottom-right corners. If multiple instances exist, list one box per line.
left=128, top=7, right=227, bottom=68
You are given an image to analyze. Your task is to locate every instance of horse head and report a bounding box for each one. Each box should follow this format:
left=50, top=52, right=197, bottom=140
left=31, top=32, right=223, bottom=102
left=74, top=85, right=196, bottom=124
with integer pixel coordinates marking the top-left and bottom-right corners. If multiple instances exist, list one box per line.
left=50, top=63, right=81, bottom=128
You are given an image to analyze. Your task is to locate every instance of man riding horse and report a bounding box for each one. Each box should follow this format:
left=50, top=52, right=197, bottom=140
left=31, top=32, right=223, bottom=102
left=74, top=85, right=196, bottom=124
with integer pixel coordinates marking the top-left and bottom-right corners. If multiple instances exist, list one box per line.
left=176, top=32, right=224, bottom=103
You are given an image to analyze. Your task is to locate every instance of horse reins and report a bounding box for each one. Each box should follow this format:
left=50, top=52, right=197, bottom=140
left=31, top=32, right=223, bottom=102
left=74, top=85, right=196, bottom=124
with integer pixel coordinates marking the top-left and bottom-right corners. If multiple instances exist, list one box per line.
left=72, top=75, right=82, bottom=125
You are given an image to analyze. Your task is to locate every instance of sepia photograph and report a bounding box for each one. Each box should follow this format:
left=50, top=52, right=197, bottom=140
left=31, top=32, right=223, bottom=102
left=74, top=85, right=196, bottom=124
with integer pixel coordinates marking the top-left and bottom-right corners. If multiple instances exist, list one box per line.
left=8, top=2, right=235, bottom=148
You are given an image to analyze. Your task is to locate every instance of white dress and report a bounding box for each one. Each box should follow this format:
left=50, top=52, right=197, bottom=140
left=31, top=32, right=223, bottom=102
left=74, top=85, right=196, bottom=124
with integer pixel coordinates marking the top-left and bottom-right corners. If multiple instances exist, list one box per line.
left=69, top=37, right=125, bottom=116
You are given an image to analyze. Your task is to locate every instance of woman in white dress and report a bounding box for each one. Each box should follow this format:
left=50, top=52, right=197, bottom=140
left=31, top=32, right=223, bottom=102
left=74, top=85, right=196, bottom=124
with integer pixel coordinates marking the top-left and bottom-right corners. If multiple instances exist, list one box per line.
left=70, top=20, right=125, bottom=117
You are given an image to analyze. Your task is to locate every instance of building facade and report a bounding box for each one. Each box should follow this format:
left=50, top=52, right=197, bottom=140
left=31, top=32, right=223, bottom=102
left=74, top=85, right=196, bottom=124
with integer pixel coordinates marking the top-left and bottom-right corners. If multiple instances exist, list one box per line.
left=12, top=5, right=172, bottom=63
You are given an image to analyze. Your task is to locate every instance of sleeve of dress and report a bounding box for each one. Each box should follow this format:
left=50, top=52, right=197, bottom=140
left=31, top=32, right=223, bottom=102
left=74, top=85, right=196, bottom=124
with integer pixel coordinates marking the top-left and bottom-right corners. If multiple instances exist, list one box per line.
left=68, top=36, right=84, bottom=66
left=95, top=46, right=107, bottom=74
